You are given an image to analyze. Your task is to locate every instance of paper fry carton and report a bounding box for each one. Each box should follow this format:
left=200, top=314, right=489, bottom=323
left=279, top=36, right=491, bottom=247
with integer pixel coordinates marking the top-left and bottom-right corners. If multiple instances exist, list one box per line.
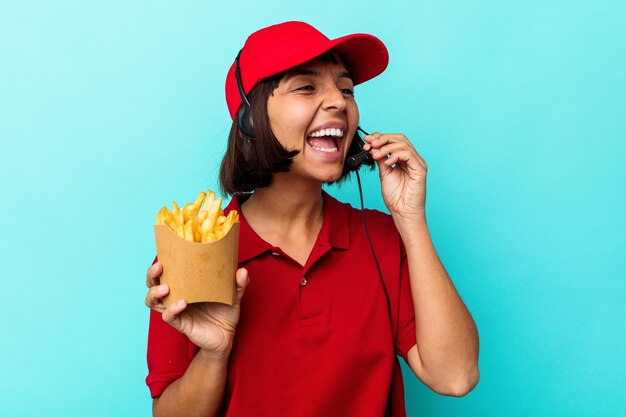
left=154, top=222, right=239, bottom=307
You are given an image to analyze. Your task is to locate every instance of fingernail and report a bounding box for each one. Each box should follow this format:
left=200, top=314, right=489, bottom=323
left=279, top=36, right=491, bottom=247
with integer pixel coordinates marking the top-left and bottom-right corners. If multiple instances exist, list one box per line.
left=363, top=144, right=371, bottom=151
left=176, top=300, right=185, bottom=307
left=158, top=285, right=167, bottom=292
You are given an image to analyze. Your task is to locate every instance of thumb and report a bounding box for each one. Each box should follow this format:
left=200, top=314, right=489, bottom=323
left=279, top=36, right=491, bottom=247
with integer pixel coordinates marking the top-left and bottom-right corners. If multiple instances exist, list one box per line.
left=364, top=133, right=392, bottom=180
left=372, top=150, right=392, bottom=181
left=234, top=267, right=250, bottom=306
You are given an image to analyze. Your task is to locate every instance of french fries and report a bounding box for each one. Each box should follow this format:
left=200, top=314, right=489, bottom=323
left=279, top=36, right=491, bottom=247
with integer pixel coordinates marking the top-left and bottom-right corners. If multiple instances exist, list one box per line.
left=156, top=191, right=239, bottom=243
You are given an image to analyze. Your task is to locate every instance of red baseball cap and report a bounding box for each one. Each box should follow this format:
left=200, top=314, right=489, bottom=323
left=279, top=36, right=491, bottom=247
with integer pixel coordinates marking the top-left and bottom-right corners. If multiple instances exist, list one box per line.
left=225, top=21, right=389, bottom=119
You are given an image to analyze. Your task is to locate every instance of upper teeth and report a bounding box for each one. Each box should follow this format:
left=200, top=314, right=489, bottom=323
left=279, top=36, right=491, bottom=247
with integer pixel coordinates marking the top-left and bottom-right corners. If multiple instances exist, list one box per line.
left=308, top=128, right=344, bottom=138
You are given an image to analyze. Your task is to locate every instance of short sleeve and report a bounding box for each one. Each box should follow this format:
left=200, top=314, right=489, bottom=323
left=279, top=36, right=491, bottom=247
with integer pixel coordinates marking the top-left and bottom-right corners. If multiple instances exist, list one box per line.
left=146, top=309, right=198, bottom=398
left=146, top=256, right=200, bottom=397
left=395, top=242, right=416, bottom=361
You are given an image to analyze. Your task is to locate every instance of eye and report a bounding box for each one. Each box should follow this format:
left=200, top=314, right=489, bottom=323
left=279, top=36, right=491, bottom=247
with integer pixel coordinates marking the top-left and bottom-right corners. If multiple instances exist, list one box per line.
left=341, top=88, right=355, bottom=97
left=296, top=85, right=315, bottom=92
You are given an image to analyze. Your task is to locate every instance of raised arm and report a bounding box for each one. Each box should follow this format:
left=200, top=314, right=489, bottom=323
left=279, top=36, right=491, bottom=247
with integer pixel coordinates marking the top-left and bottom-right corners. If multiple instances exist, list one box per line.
left=364, top=133, right=479, bottom=396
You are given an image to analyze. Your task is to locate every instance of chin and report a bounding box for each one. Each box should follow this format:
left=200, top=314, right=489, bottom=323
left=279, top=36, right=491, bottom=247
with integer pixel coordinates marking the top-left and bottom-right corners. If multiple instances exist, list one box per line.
left=317, top=170, right=343, bottom=183
left=291, top=160, right=346, bottom=183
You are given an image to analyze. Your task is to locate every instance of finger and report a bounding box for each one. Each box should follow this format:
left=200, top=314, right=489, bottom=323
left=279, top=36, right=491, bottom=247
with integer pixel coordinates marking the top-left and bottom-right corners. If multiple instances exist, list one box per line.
left=363, top=133, right=423, bottom=172
left=362, top=133, right=376, bottom=142
left=384, top=149, right=419, bottom=168
left=402, top=149, right=427, bottom=171
left=376, top=145, right=425, bottom=170
left=417, top=156, right=428, bottom=171
left=362, top=132, right=383, bottom=145
left=145, top=284, right=169, bottom=311
left=370, top=142, right=407, bottom=160
left=146, top=262, right=163, bottom=288
left=370, top=146, right=393, bottom=177
left=161, top=299, right=188, bottom=327
left=371, top=139, right=426, bottom=170
left=366, top=132, right=405, bottom=144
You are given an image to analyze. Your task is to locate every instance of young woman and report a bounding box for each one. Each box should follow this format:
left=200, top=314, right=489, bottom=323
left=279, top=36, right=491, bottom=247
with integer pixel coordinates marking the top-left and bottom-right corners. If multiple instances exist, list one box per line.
left=145, top=21, right=479, bottom=417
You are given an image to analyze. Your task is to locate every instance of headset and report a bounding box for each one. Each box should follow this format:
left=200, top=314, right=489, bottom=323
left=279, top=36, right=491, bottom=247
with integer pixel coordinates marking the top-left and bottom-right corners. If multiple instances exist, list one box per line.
left=234, top=52, right=392, bottom=317
left=235, top=50, right=255, bottom=138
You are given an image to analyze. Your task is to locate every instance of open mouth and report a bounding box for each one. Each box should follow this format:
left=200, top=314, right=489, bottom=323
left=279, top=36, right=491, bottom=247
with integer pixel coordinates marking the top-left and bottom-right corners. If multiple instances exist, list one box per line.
left=306, top=128, right=344, bottom=153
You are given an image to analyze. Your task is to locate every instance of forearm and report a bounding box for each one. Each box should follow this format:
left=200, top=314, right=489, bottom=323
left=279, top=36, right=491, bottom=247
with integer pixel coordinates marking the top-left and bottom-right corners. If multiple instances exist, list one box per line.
left=153, top=349, right=229, bottom=417
left=394, top=214, right=479, bottom=392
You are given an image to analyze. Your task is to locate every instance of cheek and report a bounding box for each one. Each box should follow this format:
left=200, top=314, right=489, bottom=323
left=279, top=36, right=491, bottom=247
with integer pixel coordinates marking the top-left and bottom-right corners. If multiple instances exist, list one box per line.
left=288, top=101, right=318, bottom=125
left=346, top=102, right=360, bottom=146
left=350, top=101, right=360, bottom=126
left=269, top=102, right=316, bottom=145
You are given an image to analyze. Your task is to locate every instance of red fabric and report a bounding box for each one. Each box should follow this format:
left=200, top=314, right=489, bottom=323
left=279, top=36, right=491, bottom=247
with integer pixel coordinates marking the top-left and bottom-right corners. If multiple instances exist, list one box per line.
left=225, top=21, right=389, bottom=119
left=146, top=192, right=416, bottom=416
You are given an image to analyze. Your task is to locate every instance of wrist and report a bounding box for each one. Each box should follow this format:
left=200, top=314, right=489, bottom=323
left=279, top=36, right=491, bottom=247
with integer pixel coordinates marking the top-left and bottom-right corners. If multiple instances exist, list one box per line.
left=198, top=346, right=231, bottom=365
left=392, top=212, right=430, bottom=245
left=391, top=210, right=427, bottom=229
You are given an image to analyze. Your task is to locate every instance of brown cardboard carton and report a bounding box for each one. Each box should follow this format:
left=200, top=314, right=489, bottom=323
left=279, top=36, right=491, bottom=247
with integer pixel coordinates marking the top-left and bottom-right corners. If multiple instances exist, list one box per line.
left=154, top=222, right=239, bottom=307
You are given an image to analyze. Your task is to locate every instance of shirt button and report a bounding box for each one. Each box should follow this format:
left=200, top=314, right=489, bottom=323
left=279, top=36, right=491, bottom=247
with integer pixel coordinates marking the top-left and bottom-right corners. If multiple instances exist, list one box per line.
left=300, top=277, right=308, bottom=286
left=271, top=251, right=280, bottom=256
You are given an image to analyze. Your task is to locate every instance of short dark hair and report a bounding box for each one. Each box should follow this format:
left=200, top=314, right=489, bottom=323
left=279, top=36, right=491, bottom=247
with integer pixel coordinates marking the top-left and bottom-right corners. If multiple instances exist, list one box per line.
left=219, top=51, right=374, bottom=196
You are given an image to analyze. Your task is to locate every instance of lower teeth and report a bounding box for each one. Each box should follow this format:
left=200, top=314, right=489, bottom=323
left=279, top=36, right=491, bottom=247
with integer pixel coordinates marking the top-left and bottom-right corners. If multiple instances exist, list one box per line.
left=311, top=146, right=337, bottom=152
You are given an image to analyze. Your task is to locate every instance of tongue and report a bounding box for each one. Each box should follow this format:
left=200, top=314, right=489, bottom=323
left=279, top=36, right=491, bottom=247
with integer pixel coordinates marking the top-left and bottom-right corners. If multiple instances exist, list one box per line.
left=307, top=137, right=336, bottom=149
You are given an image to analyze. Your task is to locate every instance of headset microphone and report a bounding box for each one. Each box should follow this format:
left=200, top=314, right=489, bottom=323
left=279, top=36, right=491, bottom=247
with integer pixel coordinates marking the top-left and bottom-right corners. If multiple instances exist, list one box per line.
left=346, top=149, right=371, bottom=171
left=347, top=127, right=374, bottom=171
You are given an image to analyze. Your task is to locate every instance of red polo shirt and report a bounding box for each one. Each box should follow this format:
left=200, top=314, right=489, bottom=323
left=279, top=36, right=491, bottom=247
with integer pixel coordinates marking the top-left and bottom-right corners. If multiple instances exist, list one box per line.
left=147, top=191, right=417, bottom=416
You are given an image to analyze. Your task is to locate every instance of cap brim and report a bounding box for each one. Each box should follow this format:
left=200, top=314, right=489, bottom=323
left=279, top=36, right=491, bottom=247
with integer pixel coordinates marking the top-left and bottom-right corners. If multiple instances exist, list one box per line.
left=330, top=33, right=389, bottom=85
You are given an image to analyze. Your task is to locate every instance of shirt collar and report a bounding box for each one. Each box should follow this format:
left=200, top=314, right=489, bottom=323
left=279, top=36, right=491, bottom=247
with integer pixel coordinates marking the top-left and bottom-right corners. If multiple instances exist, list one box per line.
left=224, top=194, right=267, bottom=263
left=224, top=191, right=351, bottom=263
left=320, top=190, right=351, bottom=250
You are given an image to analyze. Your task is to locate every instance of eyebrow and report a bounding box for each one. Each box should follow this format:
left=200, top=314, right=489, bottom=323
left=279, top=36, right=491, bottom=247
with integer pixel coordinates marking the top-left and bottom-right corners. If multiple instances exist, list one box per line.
left=283, top=69, right=353, bottom=82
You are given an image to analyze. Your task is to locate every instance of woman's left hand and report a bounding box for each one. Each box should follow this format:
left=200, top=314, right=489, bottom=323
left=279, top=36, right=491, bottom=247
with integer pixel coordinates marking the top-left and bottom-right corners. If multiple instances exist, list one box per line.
left=364, top=133, right=428, bottom=223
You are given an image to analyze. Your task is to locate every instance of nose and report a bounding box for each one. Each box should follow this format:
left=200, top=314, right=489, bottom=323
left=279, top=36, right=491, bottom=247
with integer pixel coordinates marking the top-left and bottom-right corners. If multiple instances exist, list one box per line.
left=321, top=85, right=348, bottom=113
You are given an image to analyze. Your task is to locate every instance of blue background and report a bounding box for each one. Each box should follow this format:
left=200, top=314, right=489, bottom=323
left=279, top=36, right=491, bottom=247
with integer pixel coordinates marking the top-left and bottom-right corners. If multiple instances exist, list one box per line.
left=1, top=1, right=624, bottom=416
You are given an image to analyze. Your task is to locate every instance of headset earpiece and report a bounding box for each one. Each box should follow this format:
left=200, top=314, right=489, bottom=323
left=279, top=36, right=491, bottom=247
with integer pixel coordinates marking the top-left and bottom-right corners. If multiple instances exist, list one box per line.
left=237, top=104, right=255, bottom=138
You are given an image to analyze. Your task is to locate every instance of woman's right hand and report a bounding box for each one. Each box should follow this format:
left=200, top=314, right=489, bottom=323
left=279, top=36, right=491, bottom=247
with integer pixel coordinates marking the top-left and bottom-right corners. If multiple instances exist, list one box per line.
left=145, top=262, right=250, bottom=359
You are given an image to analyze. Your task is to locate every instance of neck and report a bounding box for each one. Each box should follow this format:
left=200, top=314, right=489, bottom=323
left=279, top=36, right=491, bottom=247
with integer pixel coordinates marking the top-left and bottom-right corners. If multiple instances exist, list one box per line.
left=240, top=175, right=327, bottom=266
left=242, top=174, right=324, bottom=228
